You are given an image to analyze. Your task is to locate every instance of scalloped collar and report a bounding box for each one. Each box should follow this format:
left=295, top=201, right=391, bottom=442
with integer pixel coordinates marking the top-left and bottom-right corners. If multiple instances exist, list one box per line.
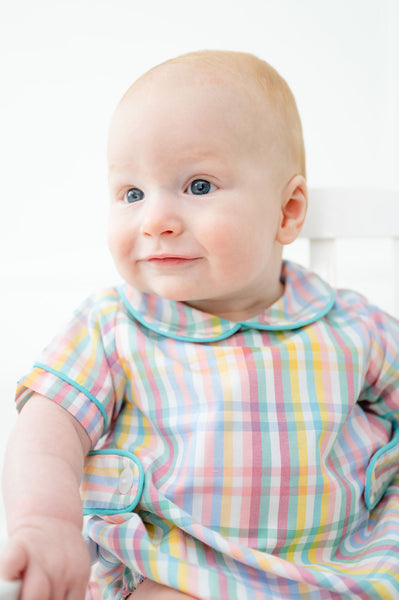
left=117, top=261, right=335, bottom=342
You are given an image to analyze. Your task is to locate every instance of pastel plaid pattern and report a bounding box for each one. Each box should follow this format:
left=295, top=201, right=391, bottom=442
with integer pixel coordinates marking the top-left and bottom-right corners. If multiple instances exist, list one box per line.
left=16, top=262, right=399, bottom=599
left=81, top=449, right=144, bottom=515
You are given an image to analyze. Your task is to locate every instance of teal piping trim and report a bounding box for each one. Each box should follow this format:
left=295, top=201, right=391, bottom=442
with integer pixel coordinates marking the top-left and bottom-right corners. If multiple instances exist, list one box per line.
left=245, top=292, right=336, bottom=331
left=364, top=421, right=399, bottom=510
left=380, top=408, right=399, bottom=418
left=117, top=286, right=241, bottom=342
left=118, top=286, right=335, bottom=340
left=33, top=362, right=109, bottom=434
left=83, top=448, right=144, bottom=515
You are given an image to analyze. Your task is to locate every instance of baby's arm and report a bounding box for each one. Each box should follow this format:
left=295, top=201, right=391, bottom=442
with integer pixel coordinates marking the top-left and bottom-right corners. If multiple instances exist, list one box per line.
left=0, top=393, right=92, bottom=600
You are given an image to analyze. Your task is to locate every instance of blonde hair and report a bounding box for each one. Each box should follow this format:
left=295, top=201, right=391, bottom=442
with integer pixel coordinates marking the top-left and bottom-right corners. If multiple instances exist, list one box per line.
left=126, top=50, right=306, bottom=178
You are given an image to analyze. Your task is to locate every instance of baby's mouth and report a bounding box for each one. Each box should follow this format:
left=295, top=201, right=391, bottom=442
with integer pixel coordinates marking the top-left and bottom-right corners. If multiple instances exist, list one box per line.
left=142, top=255, right=201, bottom=267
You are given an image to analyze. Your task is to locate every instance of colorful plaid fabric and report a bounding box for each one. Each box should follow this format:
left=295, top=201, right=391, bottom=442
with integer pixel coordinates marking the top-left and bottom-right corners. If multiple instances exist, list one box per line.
left=16, top=261, right=399, bottom=599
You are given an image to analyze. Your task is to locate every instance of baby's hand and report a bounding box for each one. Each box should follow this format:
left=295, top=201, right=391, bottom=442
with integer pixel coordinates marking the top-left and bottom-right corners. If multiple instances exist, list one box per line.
left=0, top=516, right=91, bottom=600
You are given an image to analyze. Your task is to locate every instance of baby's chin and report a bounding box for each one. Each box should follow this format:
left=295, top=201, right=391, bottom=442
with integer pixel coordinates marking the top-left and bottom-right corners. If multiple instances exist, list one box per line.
left=123, top=278, right=199, bottom=304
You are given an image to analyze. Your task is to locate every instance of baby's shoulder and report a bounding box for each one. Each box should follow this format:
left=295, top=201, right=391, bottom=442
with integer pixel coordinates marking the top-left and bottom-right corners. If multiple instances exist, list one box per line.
left=88, top=285, right=122, bottom=308
left=72, top=285, right=124, bottom=324
left=334, top=288, right=370, bottom=312
left=329, top=287, right=399, bottom=337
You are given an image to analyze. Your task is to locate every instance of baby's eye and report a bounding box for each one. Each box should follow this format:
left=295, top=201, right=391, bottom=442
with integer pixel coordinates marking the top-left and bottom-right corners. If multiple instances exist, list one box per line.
left=124, top=188, right=144, bottom=203
left=187, top=179, right=217, bottom=195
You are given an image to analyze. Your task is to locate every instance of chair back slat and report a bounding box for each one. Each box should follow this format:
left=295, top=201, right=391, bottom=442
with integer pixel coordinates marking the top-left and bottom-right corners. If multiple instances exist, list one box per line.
left=300, top=189, right=399, bottom=317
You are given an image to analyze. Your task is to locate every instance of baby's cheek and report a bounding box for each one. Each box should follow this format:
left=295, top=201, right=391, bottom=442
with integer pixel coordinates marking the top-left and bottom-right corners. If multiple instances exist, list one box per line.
left=107, top=218, right=119, bottom=249
left=202, top=218, right=241, bottom=251
left=212, top=224, right=254, bottom=264
left=108, top=222, right=133, bottom=260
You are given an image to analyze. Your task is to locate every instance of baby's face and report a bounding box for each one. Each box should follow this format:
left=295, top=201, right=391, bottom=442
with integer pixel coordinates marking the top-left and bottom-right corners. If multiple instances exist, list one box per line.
left=107, top=65, right=286, bottom=320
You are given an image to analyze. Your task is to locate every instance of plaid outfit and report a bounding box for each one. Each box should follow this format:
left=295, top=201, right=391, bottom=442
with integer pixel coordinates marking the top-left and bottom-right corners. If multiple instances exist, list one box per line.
left=16, top=261, right=399, bottom=599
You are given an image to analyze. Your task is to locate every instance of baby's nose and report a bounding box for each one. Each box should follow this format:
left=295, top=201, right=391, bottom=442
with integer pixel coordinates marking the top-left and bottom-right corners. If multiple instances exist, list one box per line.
left=140, top=195, right=184, bottom=238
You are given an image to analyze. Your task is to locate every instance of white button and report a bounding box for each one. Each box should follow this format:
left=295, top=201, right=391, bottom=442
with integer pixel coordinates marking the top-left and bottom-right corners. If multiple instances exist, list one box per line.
left=118, top=466, right=134, bottom=495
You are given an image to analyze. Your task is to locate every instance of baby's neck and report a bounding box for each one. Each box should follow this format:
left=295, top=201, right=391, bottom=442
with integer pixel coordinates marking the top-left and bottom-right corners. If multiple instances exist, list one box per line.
left=185, top=279, right=285, bottom=322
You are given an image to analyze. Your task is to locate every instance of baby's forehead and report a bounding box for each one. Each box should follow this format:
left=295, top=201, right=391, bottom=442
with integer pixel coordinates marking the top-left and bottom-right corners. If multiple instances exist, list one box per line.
left=111, top=63, right=274, bottom=156
left=116, top=68, right=275, bottom=154
left=109, top=51, right=305, bottom=179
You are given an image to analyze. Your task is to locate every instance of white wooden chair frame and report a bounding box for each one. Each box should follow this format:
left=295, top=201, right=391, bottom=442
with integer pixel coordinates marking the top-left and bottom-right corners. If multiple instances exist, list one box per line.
left=302, top=188, right=399, bottom=316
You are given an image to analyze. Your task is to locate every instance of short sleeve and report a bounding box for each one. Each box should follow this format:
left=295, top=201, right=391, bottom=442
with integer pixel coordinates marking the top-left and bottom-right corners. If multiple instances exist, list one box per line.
left=360, top=305, right=399, bottom=424
left=15, top=288, right=127, bottom=446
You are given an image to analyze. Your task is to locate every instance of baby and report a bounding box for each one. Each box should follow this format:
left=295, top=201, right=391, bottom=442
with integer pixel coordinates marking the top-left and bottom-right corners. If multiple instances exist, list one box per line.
left=1, top=49, right=399, bottom=600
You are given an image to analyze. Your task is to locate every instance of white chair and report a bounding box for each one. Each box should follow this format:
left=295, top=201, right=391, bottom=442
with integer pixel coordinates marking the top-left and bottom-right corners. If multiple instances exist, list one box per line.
left=299, top=188, right=399, bottom=317
left=0, top=581, right=19, bottom=600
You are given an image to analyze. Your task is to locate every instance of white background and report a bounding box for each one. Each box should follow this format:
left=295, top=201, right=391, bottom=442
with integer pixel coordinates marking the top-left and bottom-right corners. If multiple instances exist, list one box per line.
left=1, top=0, right=398, bottom=535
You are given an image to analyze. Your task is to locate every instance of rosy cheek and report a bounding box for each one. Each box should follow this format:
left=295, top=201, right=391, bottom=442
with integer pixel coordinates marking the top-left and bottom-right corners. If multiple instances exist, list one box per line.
left=108, top=212, right=135, bottom=253
left=203, top=221, right=241, bottom=255
left=107, top=221, right=119, bottom=253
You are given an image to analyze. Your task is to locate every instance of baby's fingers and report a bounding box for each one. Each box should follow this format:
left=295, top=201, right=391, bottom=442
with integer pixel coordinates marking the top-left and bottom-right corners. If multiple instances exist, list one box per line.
left=19, top=564, right=51, bottom=600
left=21, top=556, right=88, bottom=600
left=0, top=541, right=53, bottom=600
left=64, top=557, right=91, bottom=600
left=66, top=578, right=91, bottom=600
left=0, top=539, right=28, bottom=581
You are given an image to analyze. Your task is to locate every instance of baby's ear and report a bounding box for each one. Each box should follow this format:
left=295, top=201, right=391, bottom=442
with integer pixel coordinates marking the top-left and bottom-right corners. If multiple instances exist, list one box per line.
left=276, top=175, right=308, bottom=245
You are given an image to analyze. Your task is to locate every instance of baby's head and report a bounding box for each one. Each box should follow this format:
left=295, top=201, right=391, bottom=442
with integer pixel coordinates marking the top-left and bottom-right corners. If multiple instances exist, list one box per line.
left=107, top=50, right=308, bottom=321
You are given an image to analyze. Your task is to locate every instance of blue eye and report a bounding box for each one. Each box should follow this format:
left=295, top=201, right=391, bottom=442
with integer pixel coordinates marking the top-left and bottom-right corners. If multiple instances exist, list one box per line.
left=124, top=188, right=144, bottom=203
left=187, top=179, right=216, bottom=195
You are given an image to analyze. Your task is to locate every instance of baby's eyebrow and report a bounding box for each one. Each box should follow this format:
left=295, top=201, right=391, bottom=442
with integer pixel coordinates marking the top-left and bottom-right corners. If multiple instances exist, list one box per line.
left=108, top=154, right=230, bottom=176
left=108, top=161, right=133, bottom=174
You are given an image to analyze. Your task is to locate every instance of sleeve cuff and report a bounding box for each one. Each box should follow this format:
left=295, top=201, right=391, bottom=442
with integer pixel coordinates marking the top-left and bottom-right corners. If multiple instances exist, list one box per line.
left=16, top=366, right=107, bottom=446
